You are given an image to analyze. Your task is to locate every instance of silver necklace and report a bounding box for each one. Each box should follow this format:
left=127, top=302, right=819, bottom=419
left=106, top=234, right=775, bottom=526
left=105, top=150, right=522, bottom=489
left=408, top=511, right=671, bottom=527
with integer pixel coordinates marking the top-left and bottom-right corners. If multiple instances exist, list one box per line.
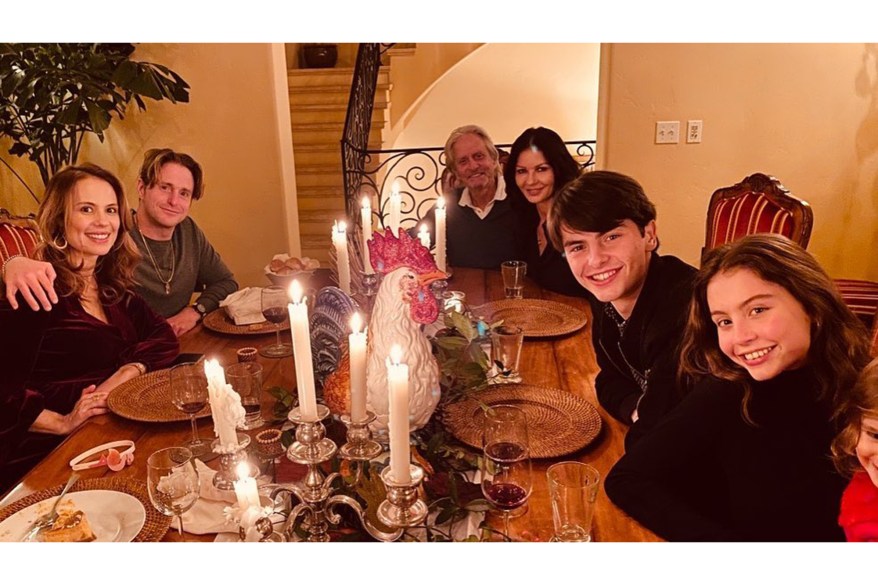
left=134, top=213, right=175, bottom=295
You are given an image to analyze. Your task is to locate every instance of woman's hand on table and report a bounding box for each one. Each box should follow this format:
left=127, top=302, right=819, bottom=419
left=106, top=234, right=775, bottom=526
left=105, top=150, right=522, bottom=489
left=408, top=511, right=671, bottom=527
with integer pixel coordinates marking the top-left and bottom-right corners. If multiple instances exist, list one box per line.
left=29, top=385, right=108, bottom=435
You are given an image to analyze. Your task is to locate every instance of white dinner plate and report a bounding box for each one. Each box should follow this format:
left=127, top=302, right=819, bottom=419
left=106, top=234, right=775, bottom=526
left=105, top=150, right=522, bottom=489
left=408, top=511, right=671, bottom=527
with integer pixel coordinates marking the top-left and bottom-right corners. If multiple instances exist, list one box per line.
left=0, top=490, right=146, bottom=542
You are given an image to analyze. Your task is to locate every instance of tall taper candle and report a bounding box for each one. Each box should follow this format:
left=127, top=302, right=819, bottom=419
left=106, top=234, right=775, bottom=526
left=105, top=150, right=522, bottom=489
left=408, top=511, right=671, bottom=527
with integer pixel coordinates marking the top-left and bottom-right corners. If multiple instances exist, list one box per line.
left=418, top=224, right=431, bottom=249
left=389, top=181, right=401, bottom=235
left=361, top=196, right=374, bottom=275
left=349, top=313, right=367, bottom=423
left=332, top=220, right=351, bottom=294
left=435, top=195, right=446, bottom=272
left=288, top=281, right=318, bottom=421
left=204, top=358, right=245, bottom=448
left=234, top=462, right=260, bottom=509
left=387, top=344, right=411, bottom=483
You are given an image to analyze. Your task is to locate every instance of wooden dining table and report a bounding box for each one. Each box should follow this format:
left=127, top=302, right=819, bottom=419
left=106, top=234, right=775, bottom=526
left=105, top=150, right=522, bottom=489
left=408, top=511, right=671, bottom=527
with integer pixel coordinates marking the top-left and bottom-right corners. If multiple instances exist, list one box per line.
left=0, top=267, right=660, bottom=542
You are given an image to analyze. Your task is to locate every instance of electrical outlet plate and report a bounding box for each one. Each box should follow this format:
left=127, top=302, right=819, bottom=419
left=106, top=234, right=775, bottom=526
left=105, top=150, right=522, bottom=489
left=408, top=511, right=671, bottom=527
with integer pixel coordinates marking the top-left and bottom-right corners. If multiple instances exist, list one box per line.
left=655, top=121, right=680, bottom=144
left=687, top=120, right=703, bottom=143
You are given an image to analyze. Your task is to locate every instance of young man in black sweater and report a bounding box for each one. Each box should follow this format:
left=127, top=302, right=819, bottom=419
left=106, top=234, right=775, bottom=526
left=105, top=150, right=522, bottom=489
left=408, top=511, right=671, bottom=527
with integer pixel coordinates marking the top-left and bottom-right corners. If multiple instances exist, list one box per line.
left=546, top=171, right=696, bottom=448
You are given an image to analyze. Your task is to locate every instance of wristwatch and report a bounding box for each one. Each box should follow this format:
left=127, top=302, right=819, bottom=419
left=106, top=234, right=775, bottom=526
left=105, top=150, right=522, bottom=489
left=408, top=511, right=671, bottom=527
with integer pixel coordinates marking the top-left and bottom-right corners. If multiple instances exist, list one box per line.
left=193, top=302, right=208, bottom=321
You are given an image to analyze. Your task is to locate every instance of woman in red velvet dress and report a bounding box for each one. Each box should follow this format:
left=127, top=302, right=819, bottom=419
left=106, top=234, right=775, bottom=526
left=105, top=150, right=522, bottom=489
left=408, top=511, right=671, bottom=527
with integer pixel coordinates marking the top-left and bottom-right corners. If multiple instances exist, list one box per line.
left=0, top=164, right=179, bottom=491
left=833, top=357, right=878, bottom=541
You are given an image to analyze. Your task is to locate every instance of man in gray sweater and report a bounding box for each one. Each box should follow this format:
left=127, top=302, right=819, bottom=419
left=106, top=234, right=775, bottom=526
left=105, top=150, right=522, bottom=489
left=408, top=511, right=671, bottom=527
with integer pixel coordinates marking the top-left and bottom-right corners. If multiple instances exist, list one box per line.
left=3, top=148, right=238, bottom=337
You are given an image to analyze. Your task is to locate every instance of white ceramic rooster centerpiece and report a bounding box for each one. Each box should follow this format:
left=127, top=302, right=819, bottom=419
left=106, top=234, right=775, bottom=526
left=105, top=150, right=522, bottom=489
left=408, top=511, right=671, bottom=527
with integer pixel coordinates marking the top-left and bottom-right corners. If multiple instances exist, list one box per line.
left=366, top=227, right=446, bottom=434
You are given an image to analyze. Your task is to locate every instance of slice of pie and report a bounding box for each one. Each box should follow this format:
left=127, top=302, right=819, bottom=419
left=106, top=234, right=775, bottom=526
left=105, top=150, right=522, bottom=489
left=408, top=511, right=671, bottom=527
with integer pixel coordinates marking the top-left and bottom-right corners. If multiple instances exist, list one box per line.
left=38, top=509, right=97, bottom=542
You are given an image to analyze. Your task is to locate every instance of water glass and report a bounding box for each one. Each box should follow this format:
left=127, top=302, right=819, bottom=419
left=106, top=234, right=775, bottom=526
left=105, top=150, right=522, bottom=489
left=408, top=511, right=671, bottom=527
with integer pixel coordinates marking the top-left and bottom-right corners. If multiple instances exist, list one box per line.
left=546, top=461, right=601, bottom=542
left=501, top=260, right=527, bottom=299
left=226, top=361, right=265, bottom=430
left=147, top=447, right=200, bottom=535
left=491, top=325, right=524, bottom=383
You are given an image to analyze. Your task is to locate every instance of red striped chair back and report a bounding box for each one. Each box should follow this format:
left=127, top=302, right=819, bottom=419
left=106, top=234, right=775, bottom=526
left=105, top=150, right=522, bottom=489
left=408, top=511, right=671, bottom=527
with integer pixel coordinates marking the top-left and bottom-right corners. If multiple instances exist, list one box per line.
left=0, top=208, right=41, bottom=263
left=703, top=173, right=814, bottom=257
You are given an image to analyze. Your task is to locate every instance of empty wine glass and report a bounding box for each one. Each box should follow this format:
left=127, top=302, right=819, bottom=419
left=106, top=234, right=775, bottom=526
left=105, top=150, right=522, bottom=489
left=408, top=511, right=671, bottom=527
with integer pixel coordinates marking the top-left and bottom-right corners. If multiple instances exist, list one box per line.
left=170, top=362, right=213, bottom=460
left=481, top=404, right=533, bottom=540
left=260, top=286, right=293, bottom=358
left=147, top=447, right=200, bottom=535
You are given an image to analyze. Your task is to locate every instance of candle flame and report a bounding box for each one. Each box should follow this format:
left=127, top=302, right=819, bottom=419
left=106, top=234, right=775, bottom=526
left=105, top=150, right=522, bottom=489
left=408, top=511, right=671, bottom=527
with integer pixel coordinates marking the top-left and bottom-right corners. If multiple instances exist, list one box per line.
left=437, top=195, right=446, bottom=210
left=350, top=312, right=362, bottom=334
left=390, top=344, right=403, bottom=365
left=338, top=220, right=346, bottom=233
left=419, top=224, right=428, bottom=235
left=391, top=180, right=400, bottom=197
left=236, top=462, right=250, bottom=481
left=361, top=196, right=371, bottom=209
left=290, top=280, right=303, bottom=303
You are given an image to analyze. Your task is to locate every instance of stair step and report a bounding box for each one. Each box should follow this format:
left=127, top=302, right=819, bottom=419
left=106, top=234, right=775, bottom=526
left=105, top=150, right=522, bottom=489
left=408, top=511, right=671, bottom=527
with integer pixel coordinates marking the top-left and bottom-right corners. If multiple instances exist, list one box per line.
left=296, top=172, right=344, bottom=188
left=287, top=66, right=390, bottom=89
left=291, top=126, right=383, bottom=146
left=289, top=87, right=390, bottom=107
left=297, top=195, right=346, bottom=211
left=290, top=104, right=387, bottom=126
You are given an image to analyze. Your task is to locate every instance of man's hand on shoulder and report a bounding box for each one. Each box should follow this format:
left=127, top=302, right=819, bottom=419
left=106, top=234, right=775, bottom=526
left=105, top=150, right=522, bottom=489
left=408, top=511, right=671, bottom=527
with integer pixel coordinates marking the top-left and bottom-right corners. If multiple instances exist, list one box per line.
left=3, top=256, right=58, bottom=311
left=166, top=306, right=201, bottom=337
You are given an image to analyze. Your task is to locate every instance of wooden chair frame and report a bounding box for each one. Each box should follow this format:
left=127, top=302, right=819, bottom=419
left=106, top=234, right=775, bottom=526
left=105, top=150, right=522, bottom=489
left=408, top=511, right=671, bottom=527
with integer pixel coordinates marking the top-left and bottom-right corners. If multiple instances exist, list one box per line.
left=703, top=173, right=814, bottom=255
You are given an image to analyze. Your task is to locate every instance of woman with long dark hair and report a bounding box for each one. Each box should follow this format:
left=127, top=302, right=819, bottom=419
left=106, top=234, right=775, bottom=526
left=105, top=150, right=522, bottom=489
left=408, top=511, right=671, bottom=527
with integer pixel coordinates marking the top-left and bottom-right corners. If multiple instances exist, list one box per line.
left=1, top=164, right=178, bottom=490
left=504, top=127, right=587, bottom=297
left=605, top=234, right=871, bottom=541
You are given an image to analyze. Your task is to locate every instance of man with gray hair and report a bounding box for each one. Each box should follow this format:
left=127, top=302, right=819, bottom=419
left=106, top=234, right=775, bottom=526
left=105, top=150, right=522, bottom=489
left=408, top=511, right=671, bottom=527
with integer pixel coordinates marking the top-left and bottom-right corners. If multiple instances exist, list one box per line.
left=423, top=124, right=529, bottom=269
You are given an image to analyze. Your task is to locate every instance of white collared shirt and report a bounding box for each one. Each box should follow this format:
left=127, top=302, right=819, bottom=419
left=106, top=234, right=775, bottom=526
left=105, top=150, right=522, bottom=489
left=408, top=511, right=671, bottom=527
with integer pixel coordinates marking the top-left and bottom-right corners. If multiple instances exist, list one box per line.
left=458, top=175, right=507, bottom=220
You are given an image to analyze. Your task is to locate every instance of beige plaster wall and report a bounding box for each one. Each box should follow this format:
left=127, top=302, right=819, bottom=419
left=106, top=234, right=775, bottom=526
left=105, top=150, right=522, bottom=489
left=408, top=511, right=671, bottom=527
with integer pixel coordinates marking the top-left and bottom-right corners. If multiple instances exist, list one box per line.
left=393, top=43, right=601, bottom=148
left=1, top=43, right=298, bottom=289
left=601, top=43, right=878, bottom=280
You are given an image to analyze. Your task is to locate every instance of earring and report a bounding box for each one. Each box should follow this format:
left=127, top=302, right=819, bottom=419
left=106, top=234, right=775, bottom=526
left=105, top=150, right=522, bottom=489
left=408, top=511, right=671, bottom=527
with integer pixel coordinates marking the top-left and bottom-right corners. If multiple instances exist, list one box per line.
left=52, top=234, right=68, bottom=250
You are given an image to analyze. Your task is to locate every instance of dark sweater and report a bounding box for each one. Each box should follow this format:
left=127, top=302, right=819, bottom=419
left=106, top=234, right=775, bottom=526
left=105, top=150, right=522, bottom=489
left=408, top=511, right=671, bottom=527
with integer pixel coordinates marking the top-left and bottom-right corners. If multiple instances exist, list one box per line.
left=132, top=213, right=238, bottom=317
left=592, top=253, right=696, bottom=447
left=605, top=368, right=847, bottom=542
left=420, top=188, right=531, bottom=270
left=520, top=220, right=593, bottom=299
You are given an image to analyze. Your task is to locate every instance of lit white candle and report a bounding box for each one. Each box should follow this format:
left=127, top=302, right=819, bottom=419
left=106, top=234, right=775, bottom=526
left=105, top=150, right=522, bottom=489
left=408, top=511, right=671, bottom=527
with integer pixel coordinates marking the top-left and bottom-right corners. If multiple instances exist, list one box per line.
left=288, top=280, right=318, bottom=421
left=204, top=358, right=244, bottom=449
left=360, top=196, right=374, bottom=275
left=418, top=224, right=431, bottom=249
left=234, top=462, right=261, bottom=510
left=332, top=220, right=351, bottom=294
left=435, top=195, right=446, bottom=272
left=389, top=181, right=401, bottom=235
left=349, top=313, right=367, bottom=423
left=387, top=344, right=411, bottom=483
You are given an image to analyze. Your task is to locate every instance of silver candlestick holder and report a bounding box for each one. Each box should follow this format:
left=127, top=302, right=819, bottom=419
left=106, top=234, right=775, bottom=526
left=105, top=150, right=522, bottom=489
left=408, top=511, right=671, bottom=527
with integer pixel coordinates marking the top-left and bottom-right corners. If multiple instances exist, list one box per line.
left=377, top=464, right=429, bottom=528
left=211, top=433, right=251, bottom=490
left=339, top=412, right=383, bottom=461
left=274, top=404, right=403, bottom=542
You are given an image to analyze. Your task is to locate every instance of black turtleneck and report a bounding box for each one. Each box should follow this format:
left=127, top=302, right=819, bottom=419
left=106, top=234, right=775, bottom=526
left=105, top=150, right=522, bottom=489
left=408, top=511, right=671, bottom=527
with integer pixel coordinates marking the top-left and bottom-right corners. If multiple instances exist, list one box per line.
left=605, top=368, right=847, bottom=542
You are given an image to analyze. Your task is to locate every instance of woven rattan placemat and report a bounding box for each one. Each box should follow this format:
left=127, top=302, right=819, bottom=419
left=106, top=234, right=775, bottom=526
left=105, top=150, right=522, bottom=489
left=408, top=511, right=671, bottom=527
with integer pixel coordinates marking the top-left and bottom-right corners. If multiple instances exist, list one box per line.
left=441, top=384, right=602, bottom=458
left=473, top=299, right=587, bottom=338
left=0, top=476, right=172, bottom=542
left=108, top=368, right=211, bottom=423
left=202, top=309, right=288, bottom=336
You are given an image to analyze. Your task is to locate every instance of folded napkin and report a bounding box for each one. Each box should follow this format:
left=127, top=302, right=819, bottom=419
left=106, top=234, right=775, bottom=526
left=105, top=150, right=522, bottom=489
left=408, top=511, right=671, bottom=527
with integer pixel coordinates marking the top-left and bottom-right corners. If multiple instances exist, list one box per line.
left=220, top=287, right=266, bottom=326
left=178, top=459, right=238, bottom=535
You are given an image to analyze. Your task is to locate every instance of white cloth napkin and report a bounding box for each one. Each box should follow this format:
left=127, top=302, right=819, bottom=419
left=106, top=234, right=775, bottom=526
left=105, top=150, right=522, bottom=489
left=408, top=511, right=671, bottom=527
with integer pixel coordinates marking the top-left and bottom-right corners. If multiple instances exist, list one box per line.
left=177, top=459, right=238, bottom=535
left=219, top=287, right=266, bottom=326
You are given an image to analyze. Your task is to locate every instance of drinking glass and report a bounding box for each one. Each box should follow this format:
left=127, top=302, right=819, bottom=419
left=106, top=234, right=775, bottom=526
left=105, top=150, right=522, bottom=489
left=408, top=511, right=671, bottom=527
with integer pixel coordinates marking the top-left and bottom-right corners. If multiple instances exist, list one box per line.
left=226, top=361, right=265, bottom=430
left=170, top=362, right=212, bottom=460
left=491, top=325, right=524, bottom=383
left=147, top=447, right=200, bottom=535
left=547, top=461, right=601, bottom=542
left=481, top=405, right=533, bottom=540
left=501, top=260, right=527, bottom=299
left=260, top=285, right=293, bottom=358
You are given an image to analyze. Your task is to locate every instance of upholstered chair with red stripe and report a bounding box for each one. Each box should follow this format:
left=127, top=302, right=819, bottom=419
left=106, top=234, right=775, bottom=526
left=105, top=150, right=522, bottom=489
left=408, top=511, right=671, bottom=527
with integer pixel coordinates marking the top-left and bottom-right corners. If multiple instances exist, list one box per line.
left=703, top=172, right=814, bottom=259
left=0, top=208, right=41, bottom=265
left=835, top=278, right=878, bottom=333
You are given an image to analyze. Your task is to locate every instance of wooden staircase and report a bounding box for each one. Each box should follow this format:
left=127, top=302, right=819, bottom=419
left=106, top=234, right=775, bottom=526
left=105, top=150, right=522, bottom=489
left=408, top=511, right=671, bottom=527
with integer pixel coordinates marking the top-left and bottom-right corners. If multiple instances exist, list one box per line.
left=288, top=66, right=391, bottom=264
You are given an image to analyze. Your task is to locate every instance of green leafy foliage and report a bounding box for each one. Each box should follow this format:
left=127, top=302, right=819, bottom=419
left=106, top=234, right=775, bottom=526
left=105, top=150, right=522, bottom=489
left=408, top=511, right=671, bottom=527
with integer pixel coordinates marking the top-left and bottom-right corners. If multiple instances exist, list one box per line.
left=0, top=43, right=190, bottom=198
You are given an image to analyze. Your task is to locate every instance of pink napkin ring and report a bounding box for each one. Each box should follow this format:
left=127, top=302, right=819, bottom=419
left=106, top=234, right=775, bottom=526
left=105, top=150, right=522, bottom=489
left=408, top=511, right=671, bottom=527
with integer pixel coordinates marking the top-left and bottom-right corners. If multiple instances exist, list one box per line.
left=69, top=440, right=136, bottom=472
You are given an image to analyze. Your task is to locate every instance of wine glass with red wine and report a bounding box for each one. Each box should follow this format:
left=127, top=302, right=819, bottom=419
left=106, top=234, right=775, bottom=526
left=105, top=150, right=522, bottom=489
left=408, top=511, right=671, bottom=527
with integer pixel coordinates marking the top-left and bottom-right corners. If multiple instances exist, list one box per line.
left=170, top=362, right=213, bottom=460
left=260, top=285, right=293, bottom=358
left=481, top=404, right=533, bottom=540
